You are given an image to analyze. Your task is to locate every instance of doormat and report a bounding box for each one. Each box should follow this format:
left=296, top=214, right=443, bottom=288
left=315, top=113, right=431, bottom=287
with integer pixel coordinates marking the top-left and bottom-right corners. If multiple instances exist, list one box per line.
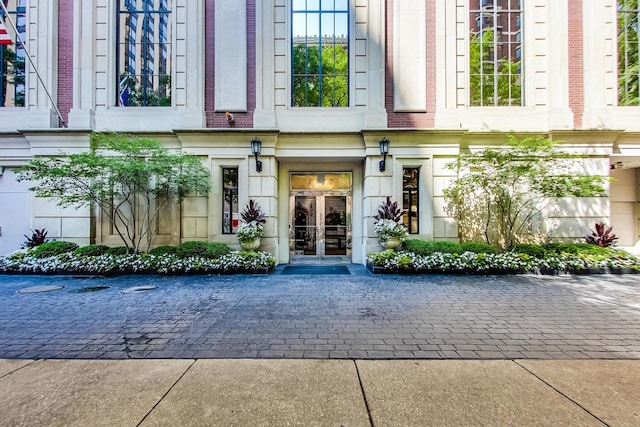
left=282, top=265, right=350, bottom=275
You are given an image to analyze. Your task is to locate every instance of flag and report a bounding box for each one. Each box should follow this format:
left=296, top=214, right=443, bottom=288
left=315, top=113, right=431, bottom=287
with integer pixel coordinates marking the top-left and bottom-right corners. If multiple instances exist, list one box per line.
left=0, top=17, right=12, bottom=45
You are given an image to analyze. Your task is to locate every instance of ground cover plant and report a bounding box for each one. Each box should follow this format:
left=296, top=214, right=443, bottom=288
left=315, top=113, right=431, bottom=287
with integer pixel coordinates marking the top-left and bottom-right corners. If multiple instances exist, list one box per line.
left=0, top=241, right=275, bottom=275
left=368, top=239, right=640, bottom=274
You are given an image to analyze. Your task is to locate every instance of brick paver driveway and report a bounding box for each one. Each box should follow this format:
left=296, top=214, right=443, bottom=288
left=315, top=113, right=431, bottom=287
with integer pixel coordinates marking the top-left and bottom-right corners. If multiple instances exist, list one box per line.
left=1, top=265, right=639, bottom=360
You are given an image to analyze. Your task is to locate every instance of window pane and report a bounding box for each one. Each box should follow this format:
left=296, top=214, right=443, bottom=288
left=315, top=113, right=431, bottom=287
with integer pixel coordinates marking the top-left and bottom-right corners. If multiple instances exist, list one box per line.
left=117, top=0, right=172, bottom=107
left=402, top=168, right=419, bottom=234
left=222, top=168, right=239, bottom=234
left=469, top=0, right=523, bottom=106
left=291, top=0, right=349, bottom=107
left=618, top=0, right=640, bottom=105
left=0, top=0, right=27, bottom=108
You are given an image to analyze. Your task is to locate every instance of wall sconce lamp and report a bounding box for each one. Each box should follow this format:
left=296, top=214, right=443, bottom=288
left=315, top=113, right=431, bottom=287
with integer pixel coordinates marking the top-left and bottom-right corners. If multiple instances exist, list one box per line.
left=225, top=112, right=235, bottom=124
left=251, top=138, right=262, bottom=173
left=0, top=166, right=4, bottom=177
left=379, top=137, right=390, bottom=172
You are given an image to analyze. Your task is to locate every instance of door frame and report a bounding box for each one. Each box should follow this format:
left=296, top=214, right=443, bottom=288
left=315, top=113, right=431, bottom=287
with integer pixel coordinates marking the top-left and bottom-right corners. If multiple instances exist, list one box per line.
left=278, top=162, right=363, bottom=264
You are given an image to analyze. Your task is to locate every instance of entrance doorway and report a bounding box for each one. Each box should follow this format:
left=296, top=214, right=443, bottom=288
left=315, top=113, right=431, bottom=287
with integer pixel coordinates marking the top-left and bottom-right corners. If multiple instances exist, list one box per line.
left=290, top=172, right=351, bottom=259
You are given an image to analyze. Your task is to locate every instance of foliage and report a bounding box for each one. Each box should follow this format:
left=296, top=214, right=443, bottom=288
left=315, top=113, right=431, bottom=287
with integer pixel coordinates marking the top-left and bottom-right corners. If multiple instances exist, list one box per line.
left=512, top=243, right=546, bottom=259
left=543, top=242, right=614, bottom=257
left=618, top=0, right=640, bottom=105
left=149, top=245, right=177, bottom=256
left=469, top=29, right=522, bottom=106
left=460, top=242, right=497, bottom=254
left=17, top=132, right=211, bottom=254
left=292, top=44, right=348, bottom=107
left=444, top=135, right=608, bottom=249
left=206, top=242, right=232, bottom=259
left=0, top=250, right=276, bottom=275
left=373, top=197, right=408, bottom=243
left=432, top=241, right=463, bottom=254
left=31, top=241, right=79, bottom=259
left=237, top=200, right=266, bottom=244
left=240, top=200, right=266, bottom=224
left=367, top=249, right=640, bottom=274
left=73, top=245, right=109, bottom=257
left=118, top=73, right=171, bottom=107
left=584, top=222, right=618, bottom=247
left=22, top=229, right=49, bottom=249
left=106, top=246, right=129, bottom=256
left=176, top=241, right=210, bottom=258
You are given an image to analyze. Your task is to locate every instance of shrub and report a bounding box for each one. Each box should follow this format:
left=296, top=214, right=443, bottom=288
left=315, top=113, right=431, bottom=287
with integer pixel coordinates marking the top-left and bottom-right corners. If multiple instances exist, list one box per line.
left=149, top=245, right=177, bottom=256
left=512, top=243, right=546, bottom=259
left=404, top=239, right=436, bottom=256
left=73, top=245, right=109, bottom=257
left=460, top=242, right=498, bottom=254
left=22, top=229, right=49, bottom=248
left=543, top=243, right=612, bottom=256
left=176, top=241, right=210, bottom=258
left=584, top=222, right=618, bottom=247
left=433, top=241, right=463, bottom=254
left=31, top=241, right=79, bottom=258
left=105, top=246, right=129, bottom=256
left=206, top=242, right=232, bottom=258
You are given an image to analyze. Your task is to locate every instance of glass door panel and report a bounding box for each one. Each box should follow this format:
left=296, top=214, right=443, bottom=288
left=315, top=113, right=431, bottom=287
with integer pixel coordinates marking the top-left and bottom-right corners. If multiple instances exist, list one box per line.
left=323, top=196, right=347, bottom=255
left=294, top=196, right=317, bottom=255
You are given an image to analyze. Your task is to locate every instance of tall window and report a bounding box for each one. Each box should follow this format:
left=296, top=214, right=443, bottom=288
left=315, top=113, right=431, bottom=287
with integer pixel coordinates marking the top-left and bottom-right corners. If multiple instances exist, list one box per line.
left=469, top=0, right=523, bottom=106
left=116, top=0, right=171, bottom=106
left=618, top=0, right=640, bottom=105
left=222, top=168, right=239, bottom=234
left=291, top=0, right=349, bottom=107
left=0, top=0, right=26, bottom=107
left=402, top=168, right=419, bottom=234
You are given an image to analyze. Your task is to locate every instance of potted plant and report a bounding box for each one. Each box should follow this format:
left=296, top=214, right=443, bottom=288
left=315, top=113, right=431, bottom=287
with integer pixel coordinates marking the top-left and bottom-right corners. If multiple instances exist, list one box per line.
left=374, top=196, right=408, bottom=250
left=237, top=199, right=266, bottom=251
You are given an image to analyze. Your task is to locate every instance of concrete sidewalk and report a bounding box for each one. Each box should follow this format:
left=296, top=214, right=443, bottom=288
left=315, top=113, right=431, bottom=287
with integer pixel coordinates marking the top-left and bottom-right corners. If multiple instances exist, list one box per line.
left=1, top=359, right=638, bottom=426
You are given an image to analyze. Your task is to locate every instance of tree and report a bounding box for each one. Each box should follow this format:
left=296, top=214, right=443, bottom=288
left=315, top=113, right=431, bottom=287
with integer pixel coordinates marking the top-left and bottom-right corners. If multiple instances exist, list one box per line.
left=17, top=133, right=211, bottom=253
left=443, top=135, right=608, bottom=249
left=469, top=29, right=522, bottom=106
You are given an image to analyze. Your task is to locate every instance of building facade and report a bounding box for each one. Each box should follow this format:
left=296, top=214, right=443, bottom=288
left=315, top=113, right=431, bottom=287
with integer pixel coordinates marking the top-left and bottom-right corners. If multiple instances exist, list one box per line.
left=1, top=0, right=639, bottom=262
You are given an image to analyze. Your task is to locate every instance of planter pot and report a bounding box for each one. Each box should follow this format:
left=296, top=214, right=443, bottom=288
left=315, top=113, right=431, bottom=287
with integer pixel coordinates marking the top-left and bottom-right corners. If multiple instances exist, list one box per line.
left=239, top=238, right=261, bottom=251
left=383, top=237, right=402, bottom=250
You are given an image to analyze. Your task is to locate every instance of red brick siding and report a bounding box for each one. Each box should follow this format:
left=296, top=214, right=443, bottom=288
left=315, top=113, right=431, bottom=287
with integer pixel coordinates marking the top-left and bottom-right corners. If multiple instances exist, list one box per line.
left=205, top=0, right=256, bottom=128
left=385, top=0, right=435, bottom=128
left=568, top=0, right=583, bottom=129
left=57, top=0, right=73, bottom=126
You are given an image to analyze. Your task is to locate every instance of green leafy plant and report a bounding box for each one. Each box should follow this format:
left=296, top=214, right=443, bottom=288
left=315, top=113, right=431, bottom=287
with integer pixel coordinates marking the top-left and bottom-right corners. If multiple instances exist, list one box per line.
left=149, top=245, right=177, bottom=256
left=237, top=200, right=266, bottom=244
left=73, top=245, right=109, bottom=257
left=512, top=243, right=546, bottom=259
left=105, top=246, right=129, bottom=256
left=460, top=242, right=497, bottom=254
left=432, top=241, right=463, bottom=254
left=31, top=241, right=79, bottom=258
left=22, top=229, right=49, bottom=249
left=404, top=239, right=437, bottom=256
left=373, top=197, right=408, bottom=243
left=206, top=242, right=232, bottom=258
left=444, top=135, right=608, bottom=249
left=584, top=222, right=618, bottom=247
left=176, top=241, right=210, bottom=258
left=17, top=132, right=211, bottom=254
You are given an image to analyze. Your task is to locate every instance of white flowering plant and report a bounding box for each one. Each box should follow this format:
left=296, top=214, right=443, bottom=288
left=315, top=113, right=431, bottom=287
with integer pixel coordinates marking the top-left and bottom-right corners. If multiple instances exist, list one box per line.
left=373, top=197, right=408, bottom=243
left=237, top=200, right=266, bottom=244
left=374, top=219, right=408, bottom=242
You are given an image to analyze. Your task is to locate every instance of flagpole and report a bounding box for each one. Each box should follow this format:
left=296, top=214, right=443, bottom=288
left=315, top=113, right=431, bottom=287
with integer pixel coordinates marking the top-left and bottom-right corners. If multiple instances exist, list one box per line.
left=0, top=2, right=67, bottom=127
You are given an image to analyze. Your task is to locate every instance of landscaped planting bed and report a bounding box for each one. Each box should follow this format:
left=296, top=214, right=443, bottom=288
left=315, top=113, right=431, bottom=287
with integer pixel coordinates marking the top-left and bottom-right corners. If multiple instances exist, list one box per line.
left=0, top=241, right=276, bottom=275
left=367, top=241, right=640, bottom=275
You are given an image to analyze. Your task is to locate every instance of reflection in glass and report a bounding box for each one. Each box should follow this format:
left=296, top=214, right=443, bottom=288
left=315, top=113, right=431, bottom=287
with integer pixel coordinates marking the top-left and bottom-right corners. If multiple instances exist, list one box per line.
left=403, top=168, right=419, bottom=234
left=222, top=168, right=238, bottom=234
left=0, top=0, right=26, bottom=107
left=291, top=0, right=348, bottom=107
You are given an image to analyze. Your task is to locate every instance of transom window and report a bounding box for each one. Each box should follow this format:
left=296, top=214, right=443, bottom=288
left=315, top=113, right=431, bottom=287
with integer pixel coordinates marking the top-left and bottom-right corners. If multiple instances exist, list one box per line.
left=0, top=0, right=26, bottom=108
left=469, top=0, right=523, bottom=106
left=291, top=0, right=349, bottom=107
left=618, top=0, right=640, bottom=106
left=116, top=0, right=172, bottom=107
